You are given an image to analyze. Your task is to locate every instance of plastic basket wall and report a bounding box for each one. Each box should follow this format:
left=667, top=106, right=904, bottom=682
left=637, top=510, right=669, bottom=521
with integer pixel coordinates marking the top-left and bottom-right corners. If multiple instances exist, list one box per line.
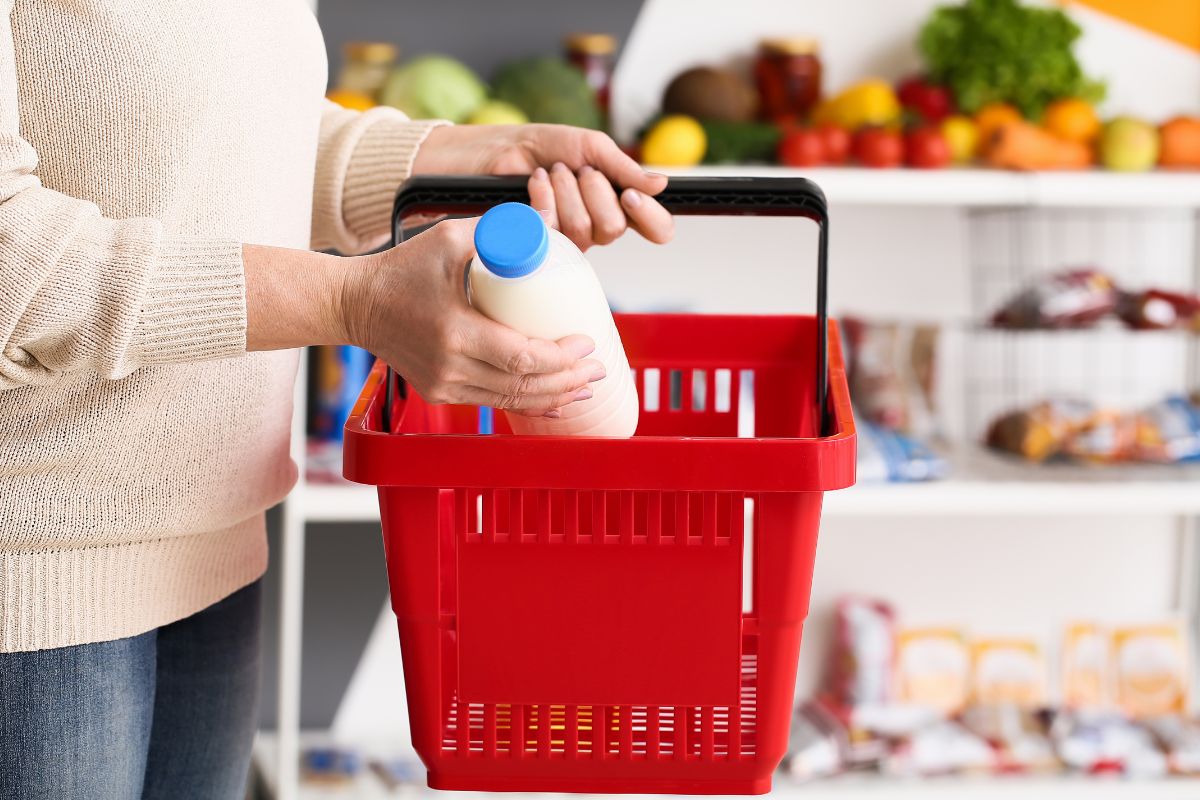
left=345, top=314, right=855, bottom=794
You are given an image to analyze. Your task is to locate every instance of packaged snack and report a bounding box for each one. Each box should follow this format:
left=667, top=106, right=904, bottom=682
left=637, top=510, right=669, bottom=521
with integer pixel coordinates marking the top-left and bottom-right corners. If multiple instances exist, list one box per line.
left=1134, top=395, right=1200, bottom=463
left=985, top=399, right=1094, bottom=462
left=1061, top=409, right=1138, bottom=464
left=961, top=705, right=1057, bottom=773
left=1145, top=716, right=1200, bottom=775
left=882, top=720, right=996, bottom=777
left=971, top=639, right=1047, bottom=708
left=1052, top=710, right=1168, bottom=777
left=301, top=746, right=362, bottom=785
left=781, top=699, right=849, bottom=782
left=826, top=596, right=896, bottom=710
left=1062, top=623, right=1109, bottom=710
left=1117, top=289, right=1200, bottom=331
left=1113, top=623, right=1189, bottom=719
left=856, top=421, right=947, bottom=482
left=991, top=268, right=1117, bottom=330
left=895, top=628, right=971, bottom=716
left=842, top=318, right=939, bottom=438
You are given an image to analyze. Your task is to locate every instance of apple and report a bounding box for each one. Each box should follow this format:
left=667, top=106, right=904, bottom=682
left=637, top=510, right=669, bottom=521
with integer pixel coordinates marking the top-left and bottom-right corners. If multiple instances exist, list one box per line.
left=1100, top=117, right=1160, bottom=172
left=852, top=127, right=903, bottom=168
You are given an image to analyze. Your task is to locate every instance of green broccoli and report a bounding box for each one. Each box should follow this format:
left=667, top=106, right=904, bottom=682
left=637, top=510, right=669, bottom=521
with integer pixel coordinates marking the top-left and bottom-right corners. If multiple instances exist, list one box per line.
left=492, top=58, right=602, bottom=130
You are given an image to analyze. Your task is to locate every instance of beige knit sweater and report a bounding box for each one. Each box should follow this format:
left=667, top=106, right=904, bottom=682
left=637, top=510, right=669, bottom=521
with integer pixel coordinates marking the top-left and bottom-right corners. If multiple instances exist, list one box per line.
left=0, top=0, right=443, bottom=652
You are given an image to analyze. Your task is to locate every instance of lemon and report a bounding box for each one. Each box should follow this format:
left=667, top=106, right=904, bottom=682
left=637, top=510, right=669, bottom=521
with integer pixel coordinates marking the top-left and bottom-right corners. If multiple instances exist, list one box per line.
left=816, top=79, right=900, bottom=130
left=642, top=115, right=707, bottom=166
left=941, top=115, right=980, bottom=163
left=468, top=100, right=529, bottom=125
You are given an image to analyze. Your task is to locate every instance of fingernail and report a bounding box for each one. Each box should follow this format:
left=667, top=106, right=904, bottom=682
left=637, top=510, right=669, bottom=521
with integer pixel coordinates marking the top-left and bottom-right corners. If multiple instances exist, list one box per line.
left=574, top=388, right=594, bottom=401
left=532, top=166, right=548, bottom=181
left=543, top=409, right=562, bottom=418
left=578, top=164, right=595, bottom=176
left=589, top=366, right=606, bottom=382
left=622, top=188, right=642, bottom=208
left=551, top=162, right=568, bottom=174
left=644, top=169, right=667, bottom=180
left=537, top=209, right=556, bottom=227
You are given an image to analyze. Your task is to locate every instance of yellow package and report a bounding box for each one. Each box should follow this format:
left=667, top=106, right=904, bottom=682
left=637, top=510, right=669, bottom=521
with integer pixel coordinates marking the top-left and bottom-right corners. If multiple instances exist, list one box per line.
left=896, top=628, right=970, bottom=715
left=1062, top=623, right=1109, bottom=710
left=971, top=639, right=1046, bottom=707
left=1113, top=623, right=1188, bottom=718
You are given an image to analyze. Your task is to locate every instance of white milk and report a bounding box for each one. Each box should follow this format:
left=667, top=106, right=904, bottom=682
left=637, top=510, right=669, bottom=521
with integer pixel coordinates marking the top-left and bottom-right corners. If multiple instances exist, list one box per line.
left=468, top=202, right=639, bottom=437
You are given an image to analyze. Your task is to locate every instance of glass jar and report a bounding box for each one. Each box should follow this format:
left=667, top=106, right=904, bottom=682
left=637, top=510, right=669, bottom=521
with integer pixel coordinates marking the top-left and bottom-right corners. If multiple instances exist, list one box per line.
left=564, top=33, right=616, bottom=114
left=754, top=37, right=822, bottom=122
left=335, top=42, right=398, bottom=101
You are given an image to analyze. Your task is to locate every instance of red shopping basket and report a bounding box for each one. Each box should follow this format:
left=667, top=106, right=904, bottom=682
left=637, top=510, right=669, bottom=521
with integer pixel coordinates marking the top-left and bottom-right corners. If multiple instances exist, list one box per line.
left=343, top=176, right=855, bottom=794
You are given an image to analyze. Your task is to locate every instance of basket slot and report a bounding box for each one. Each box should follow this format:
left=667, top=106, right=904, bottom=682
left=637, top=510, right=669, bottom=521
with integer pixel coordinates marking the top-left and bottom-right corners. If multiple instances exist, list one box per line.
left=743, top=497, right=756, bottom=614
left=737, top=370, right=757, bottom=438
left=691, top=369, right=707, bottom=411
left=668, top=369, right=684, bottom=411
left=714, top=368, right=732, bottom=412
left=642, top=368, right=661, bottom=412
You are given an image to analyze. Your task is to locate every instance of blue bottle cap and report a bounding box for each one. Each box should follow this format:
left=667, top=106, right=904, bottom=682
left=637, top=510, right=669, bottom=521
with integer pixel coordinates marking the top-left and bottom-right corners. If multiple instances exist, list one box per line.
left=474, top=202, right=549, bottom=278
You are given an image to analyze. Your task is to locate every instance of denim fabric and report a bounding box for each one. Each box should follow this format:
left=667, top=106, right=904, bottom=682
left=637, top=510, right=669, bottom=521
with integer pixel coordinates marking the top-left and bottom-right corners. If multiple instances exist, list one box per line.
left=0, top=580, right=262, bottom=800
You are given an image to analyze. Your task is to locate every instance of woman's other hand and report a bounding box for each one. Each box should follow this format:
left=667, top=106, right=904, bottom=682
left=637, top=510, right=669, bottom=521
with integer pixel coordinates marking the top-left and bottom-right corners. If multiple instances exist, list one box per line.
left=340, top=217, right=602, bottom=415
left=412, top=124, right=674, bottom=250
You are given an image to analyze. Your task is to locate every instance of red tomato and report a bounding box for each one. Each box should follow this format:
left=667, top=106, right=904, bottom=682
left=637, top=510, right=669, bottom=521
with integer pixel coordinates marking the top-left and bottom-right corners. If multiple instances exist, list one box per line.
left=897, top=75, right=955, bottom=124
left=816, top=123, right=851, bottom=165
left=904, top=126, right=952, bottom=169
left=777, top=128, right=825, bottom=167
left=852, top=127, right=903, bottom=168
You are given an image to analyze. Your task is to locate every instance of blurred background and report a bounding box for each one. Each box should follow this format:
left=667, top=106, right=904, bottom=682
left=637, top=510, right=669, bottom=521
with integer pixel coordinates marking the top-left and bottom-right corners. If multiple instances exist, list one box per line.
left=257, top=0, right=1200, bottom=797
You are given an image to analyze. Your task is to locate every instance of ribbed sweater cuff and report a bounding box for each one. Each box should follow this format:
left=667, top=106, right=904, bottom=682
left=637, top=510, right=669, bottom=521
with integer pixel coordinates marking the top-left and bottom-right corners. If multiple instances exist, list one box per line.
left=131, top=239, right=246, bottom=364
left=342, top=114, right=448, bottom=250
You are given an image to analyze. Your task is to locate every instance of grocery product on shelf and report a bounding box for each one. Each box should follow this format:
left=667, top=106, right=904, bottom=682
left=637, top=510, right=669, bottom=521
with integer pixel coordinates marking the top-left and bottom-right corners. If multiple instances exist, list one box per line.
left=1062, top=623, right=1109, bottom=710
left=1113, top=623, right=1189, bottom=719
left=827, top=597, right=897, bottom=711
left=755, top=38, right=822, bottom=123
left=662, top=66, right=758, bottom=123
left=971, top=639, right=1046, bottom=708
left=897, top=75, right=955, bottom=124
left=941, top=115, right=980, bottom=163
left=492, top=56, right=602, bottom=129
left=842, top=318, right=939, bottom=437
left=379, top=55, right=486, bottom=122
left=333, top=41, right=397, bottom=102
left=895, top=628, right=971, bottom=716
left=1134, top=395, right=1200, bottom=463
left=1159, top=116, right=1200, bottom=169
left=990, top=268, right=1117, bottom=329
left=1052, top=711, right=1169, bottom=776
left=699, top=119, right=781, bottom=164
left=1100, top=117, right=1161, bottom=173
left=468, top=202, right=637, bottom=436
left=563, top=33, right=615, bottom=115
left=985, top=399, right=1094, bottom=463
left=781, top=700, right=850, bottom=782
left=467, top=100, right=528, bottom=126
left=641, top=115, right=706, bottom=167
left=857, top=422, right=947, bottom=482
left=984, top=120, right=1091, bottom=171
left=813, top=79, right=900, bottom=131
left=904, top=126, right=952, bottom=169
left=1117, top=289, right=1200, bottom=331
left=1042, top=97, right=1101, bottom=145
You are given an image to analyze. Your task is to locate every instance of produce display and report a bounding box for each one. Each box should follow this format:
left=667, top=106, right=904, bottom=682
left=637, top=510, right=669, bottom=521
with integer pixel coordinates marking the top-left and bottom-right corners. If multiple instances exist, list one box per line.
left=631, top=0, right=1199, bottom=171
left=785, top=597, right=1198, bottom=782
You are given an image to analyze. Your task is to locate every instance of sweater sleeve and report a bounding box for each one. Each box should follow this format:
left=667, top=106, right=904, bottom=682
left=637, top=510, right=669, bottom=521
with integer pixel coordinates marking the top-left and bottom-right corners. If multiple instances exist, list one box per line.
left=311, top=100, right=448, bottom=255
left=0, top=12, right=246, bottom=390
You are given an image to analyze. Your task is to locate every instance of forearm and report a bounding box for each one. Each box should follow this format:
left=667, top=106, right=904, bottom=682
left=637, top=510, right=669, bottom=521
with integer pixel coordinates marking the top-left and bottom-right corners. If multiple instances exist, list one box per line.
left=243, top=244, right=356, bottom=351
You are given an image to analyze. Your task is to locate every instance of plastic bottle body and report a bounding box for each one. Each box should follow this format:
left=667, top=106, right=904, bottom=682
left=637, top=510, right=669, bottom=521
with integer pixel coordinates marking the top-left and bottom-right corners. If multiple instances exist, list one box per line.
left=469, top=226, right=638, bottom=437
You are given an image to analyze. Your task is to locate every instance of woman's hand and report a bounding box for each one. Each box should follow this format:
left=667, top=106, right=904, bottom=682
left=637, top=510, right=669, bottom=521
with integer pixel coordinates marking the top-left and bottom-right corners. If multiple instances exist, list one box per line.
left=412, top=124, right=674, bottom=250
left=339, top=217, right=603, bottom=414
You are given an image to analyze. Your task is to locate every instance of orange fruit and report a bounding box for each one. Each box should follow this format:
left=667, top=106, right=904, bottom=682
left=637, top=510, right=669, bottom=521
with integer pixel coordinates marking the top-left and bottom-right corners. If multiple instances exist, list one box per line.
left=974, top=103, right=1023, bottom=146
left=326, top=89, right=375, bottom=111
left=1159, top=116, right=1200, bottom=169
left=1042, top=98, right=1100, bottom=145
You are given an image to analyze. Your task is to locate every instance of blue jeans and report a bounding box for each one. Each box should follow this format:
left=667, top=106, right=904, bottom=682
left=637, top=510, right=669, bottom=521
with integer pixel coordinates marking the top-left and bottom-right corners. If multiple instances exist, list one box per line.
left=0, top=580, right=262, bottom=800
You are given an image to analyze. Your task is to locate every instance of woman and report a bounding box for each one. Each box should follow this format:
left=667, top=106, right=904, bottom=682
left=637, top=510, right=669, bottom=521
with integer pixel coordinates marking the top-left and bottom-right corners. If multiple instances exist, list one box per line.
left=0, top=3, right=673, bottom=798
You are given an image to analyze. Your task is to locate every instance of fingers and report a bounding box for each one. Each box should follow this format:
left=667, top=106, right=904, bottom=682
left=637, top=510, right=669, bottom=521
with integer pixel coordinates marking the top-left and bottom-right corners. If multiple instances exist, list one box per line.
left=621, top=187, right=675, bottom=244
left=577, top=166, right=626, bottom=246
left=464, top=312, right=595, bottom=376
left=581, top=130, right=669, bottom=197
left=527, top=167, right=558, bottom=230
left=550, top=162, right=593, bottom=249
left=457, top=384, right=595, bottom=416
left=464, top=355, right=605, bottom=403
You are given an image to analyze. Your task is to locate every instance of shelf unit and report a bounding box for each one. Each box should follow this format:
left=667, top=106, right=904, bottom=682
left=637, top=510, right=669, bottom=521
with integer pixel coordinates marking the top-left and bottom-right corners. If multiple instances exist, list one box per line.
left=254, top=732, right=1199, bottom=800
left=262, top=168, right=1200, bottom=798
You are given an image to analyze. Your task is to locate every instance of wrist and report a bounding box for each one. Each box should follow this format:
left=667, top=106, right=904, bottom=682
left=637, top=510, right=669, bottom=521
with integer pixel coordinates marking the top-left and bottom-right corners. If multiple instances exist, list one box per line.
left=340, top=252, right=382, bottom=352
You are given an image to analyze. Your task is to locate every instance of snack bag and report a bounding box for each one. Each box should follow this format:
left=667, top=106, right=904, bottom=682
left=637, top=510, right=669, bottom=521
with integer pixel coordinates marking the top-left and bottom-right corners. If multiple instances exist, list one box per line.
left=826, top=596, right=896, bottom=710
left=971, top=639, right=1047, bottom=708
left=991, top=268, right=1117, bottom=330
left=896, top=628, right=971, bottom=716
left=986, top=399, right=1094, bottom=462
left=1134, top=395, right=1200, bottom=464
left=842, top=318, right=939, bottom=438
left=1062, top=623, right=1109, bottom=710
left=1117, top=289, right=1200, bottom=331
left=1062, top=409, right=1138, bottom=464
left=1113, top=623, right=1189, bottom=719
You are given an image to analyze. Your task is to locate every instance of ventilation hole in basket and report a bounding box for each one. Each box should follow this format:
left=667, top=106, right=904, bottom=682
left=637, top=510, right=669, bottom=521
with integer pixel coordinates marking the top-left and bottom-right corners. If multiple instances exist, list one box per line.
left=737, top=369, right=756, bottom=438
left=742, top=497, right=755, bottom=614
left=714, top=369, right=731, bottom=412
left=668, top=369, right=683, bottom=411
left=475, top=493, right=484, bottom=536
left=692, top=369, right=707, bottom=411
left=642, top=368, right=660, bottom=412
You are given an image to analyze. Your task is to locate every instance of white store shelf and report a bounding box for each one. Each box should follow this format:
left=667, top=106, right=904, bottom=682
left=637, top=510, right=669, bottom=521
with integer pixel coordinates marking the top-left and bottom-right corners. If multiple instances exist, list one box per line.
left=254, top=732, right=1196, bottom=800
left=660, top=166, right=1200, bottom=209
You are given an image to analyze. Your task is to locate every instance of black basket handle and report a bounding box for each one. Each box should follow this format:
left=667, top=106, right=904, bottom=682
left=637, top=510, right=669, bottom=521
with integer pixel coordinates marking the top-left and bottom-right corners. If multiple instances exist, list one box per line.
left=383, top=175, right=831, bottom=436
